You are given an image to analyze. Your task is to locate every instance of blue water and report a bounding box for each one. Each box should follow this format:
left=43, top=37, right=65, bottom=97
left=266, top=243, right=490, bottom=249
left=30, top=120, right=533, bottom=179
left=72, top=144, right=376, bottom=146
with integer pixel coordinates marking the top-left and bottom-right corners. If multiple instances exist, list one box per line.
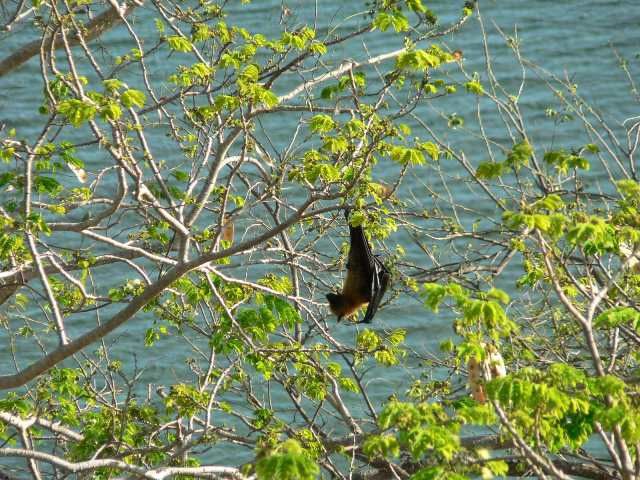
left=0, top=0, right=639, bottom=472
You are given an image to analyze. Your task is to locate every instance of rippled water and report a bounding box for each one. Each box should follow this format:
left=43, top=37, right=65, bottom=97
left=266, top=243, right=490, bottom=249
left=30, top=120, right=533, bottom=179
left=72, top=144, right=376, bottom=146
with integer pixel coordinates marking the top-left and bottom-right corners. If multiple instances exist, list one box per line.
left=0, top=0, right=638, bottom=469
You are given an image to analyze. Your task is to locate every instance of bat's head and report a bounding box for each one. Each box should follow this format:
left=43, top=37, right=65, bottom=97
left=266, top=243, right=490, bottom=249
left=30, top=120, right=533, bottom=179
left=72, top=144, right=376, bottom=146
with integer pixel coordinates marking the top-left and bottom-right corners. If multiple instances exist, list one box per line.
left=327, top=292, right=364, bottom=322
left=326, top=292, right=346, bottom=322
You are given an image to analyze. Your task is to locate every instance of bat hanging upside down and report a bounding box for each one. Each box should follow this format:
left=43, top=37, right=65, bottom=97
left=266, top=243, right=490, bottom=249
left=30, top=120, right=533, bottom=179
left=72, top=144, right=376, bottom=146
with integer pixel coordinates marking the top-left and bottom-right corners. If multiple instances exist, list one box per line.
left=326, top=210, right=391, bottom=323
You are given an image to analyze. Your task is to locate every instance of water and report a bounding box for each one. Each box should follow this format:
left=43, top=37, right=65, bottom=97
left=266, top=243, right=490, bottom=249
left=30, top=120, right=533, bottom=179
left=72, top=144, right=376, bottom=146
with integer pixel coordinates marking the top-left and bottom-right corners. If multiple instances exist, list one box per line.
left=0, top=0, right=639, bottom=473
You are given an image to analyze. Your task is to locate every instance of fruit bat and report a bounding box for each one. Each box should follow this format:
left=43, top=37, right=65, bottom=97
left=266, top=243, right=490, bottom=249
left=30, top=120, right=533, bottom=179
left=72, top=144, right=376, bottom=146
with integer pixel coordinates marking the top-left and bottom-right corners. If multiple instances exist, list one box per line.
left=468, top=344, right=506, bottom=404
left=326, top=211, right=390, bottom=323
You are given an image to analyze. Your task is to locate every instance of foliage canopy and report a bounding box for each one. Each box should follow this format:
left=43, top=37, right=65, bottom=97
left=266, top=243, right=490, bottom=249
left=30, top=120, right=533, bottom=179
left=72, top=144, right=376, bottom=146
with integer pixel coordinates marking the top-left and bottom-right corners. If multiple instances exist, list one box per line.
left=0, top=0, right=639, bottom=479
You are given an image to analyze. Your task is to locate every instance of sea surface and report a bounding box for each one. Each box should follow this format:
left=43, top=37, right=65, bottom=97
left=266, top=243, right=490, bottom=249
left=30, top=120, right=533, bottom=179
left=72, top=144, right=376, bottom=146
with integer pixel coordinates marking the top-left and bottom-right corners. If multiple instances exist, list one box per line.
left=0, top=0, right=639, bottom=472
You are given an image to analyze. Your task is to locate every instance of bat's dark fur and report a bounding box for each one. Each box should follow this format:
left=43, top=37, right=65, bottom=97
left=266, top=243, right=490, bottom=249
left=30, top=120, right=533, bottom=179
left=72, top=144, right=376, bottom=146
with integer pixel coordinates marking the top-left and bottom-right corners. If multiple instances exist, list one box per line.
left=326, top=211, right=390, bottom=323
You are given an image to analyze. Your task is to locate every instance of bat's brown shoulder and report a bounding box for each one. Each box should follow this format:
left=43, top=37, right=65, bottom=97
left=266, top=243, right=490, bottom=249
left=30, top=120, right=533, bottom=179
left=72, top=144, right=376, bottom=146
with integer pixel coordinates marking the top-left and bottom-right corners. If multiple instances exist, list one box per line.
left=326, top=290, right=368, bottom=320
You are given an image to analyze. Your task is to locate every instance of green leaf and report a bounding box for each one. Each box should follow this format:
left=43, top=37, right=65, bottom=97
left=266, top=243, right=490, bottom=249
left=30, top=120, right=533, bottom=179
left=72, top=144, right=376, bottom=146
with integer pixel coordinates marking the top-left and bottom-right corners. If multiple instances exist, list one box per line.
left=121, top=89, right=146, bottom=108
left=167, top=35, right=193, bottom=52
left=486, top=288, right=509, bottom=305
left=309, top=114, right=335, bottom=133
left=595, top=307, right=640, bottom=330
left=103, top=78, right=124, bottom=92
left=397, top=50, right=441, bottom=71
left=34, top=176, right=62, bottom=195
left=309, top=41, right=327, bottom=55
left=532, top=194, right=564, bottom=212
left=476, top=161, right=507, bottom=179
left=390, top=146, right=425, bottom=165
left=362, top=434, right=400, bottom=458
left=0, top=147, right=15, bottom=163
left=544, top=149, right=590, bottom=174
left=58, top=99, right=97, bottom=127
left=323, top=136, right=348, bottom=154
left=410, top=467, right=468, bottom=480
left=506, top=141, right=532, bottom=169
left=585, top=143, right=600, bottom=153
left=256, top=439, right=319, bottom=480
left=100, top=101, right=122, bottom=121
left=357, top=329, right=381, bottom=351
left=464, top=80, right=484, bottom=95
left=420, top=142, right=440, bottom=161
left=421, top=283, right=447, bottom=312
left=407, top=0, right=427, bottom=13
left=373, top=10, right=409, bottom=32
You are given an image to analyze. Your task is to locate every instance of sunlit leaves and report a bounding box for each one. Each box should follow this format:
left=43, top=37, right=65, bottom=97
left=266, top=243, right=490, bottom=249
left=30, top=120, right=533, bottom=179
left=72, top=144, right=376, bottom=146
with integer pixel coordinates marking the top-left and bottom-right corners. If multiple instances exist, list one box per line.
left=419, top=142, right=440, bottom=161
left=594, top=306, right=640, bottom=330
left=321, top=72, right=366, bottom=99
left=103, top=78, right=124, bottom=92
left=108, top=279, right=145, bottom=301
left=280, top=26, right=316, bottom=50
left=234, top=64, right=278, bottom=108
left=309, top=114, right=335, bottom=134
left=617, top=179, right=640, bottom=208
left=373, top=10, right=409, bottom=32
left=410, top=467, right=469, bottom=480
left=464, top=80, right=484, bottom=95
left=422, top=283, right=516, bottom=339
left=356, top=329, right=406, bottom=366
left=144, top=324, right=168, bottom=346
left=483, top=364, right=638, bottom=451
left=421, top=282, right=463, bottom=312
left=58, top=99, right=97, bottom=127
left=475, top=161, right=508, bottom=179
left=40, top=368, right=90, bottom=426
left=323, top=136, right=348, bottom=154
left=544, top=149, right=590, bottom=174
left=482, top=461, right=509, bottom=479
left=390, top=146, right=425, bottom=165
left=397, top=50, right=440, bottom=70
left=344, top=118, right=365, bottom=137
left=26, top=213, right=51, bottom=235
left=407, top=0, right=427, bottom=13
left=213, top=94, right=240, bottom=112
left=167, top=35, right=193, bottom=52
left=505, top=140, right=532, bottom=170
left=258, top=274, right=293, bottom=295
left=531, top=193, right=564, bottom=212
left=256, top=439, right=319, bottom=480
left=367, top=401, right=460, bottom=462
left=597, top=406, right=640, bottom=444
left=165, top=383, right=209, bottom=417
left=0, top=392, right=32, bottom=419
left=0, top=231, right=25, bottom=262
left=309, top=41, right=327, bottom=55
left=120, top=89, right=146, bottom=108
left=454, top=399, right=496, bottom=426
left=192, top=23, right=211, bottom=42
left=0, top=145, right=15, bottom=163
left=566, top=216, right=616, bottom=254
left=475, top=140, right=531, bottom=180
left=100, top=101, right=122, bottom=121
left=363, top=434, right=401, bottom=458
left=239, top=63, right=259, bottom=83
left=169, top=62, right=214, bottom=87
left=34, top=175, right=62, bottom=195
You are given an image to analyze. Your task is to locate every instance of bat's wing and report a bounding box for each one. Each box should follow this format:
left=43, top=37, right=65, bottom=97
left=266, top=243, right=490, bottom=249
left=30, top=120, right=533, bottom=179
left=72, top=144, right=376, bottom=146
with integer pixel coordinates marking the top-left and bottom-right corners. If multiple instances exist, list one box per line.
left=361, top=256, right=390, bottom=323
left=344, top=209, right=390, bottom=323
left=346, top=223, right=375, bottom=292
